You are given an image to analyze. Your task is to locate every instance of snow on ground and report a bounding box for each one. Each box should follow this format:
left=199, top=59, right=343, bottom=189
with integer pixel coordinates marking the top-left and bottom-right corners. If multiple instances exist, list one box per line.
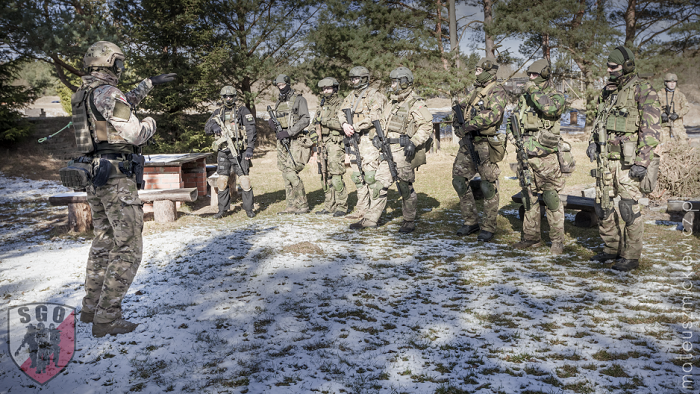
left=0, top=174, right=696, bottom=394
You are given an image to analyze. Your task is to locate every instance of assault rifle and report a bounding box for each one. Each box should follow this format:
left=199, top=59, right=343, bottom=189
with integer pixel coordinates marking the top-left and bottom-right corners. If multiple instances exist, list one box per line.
left=590, top=94, right=616, bottom=219
left=509, top=114, right=533, bottom=210
left=316, top=98, right=329, bottom=191
left=372, top=120, right=398, bottom=183
left=342, top=108, right=365, bottom=183
left=267, top=105, right=297, bottom=167
left=452, top=101, right=480, bottom=168
left=212, top=116, right=242, bottom=171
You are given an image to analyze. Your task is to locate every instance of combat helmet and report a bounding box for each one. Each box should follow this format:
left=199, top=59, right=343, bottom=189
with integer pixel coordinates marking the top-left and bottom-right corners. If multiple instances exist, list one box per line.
left=84, top=41, right=126, bottom=78
left=527, top=59, right=551, bottom=79
left=274, top=74, right=291, bottom=85
left=318, top=77, right=339, bottom=97
left=389, top=67, right=414, bottom=95
left=220, top=85, right=237, bottom=108
left=664, top=73, right=678, bottom=82
left=348, top=66, right=370, bottom=90
left=475, top=57, right=498, bottom=86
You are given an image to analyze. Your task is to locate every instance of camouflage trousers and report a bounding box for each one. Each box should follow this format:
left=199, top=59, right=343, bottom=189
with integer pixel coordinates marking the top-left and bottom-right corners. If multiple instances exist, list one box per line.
left=277, top=135, right=312, bottom=211
left=83, top=176, right=143, bottom=324
left=598, top=160, right=644, bottom=260
left=320, top=137, right=348, bottom=213
left=452, top=141, right=500, bottom=232
left=520, top=153, right=565, bottom=243
left=360, top=133, right=418, bottom=224
left=660, top=124, right=688, bottom=144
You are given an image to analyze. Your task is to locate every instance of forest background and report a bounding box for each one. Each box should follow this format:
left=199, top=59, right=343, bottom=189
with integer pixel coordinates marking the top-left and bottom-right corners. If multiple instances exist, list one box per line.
left=1, top=0, right=699, bottom=152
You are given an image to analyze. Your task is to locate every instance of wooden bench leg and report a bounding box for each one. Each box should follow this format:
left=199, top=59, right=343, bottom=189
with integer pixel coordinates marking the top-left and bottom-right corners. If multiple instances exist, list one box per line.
left=68, top=202, right=92, bottom=233
left=153, top=200, right=177, bottom=223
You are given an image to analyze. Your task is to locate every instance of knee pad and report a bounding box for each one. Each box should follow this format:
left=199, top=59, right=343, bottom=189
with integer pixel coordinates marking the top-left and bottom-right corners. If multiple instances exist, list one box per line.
left=332, top=175, right=345, bottom=193
left=480, top=180, right=497, bottom=200
left=351, top=171, right=363, bottom=186
left=542, top=190, right=560, bottom=211
left=239, top=175, right=251, bottom=192
left=364, top=171, right=377, bottom=185
left=283, top=171, right=300, bottom=187
left=619, top=198, right=641, bottom=225
left=369, top=181, right=385, bottom=199
left=216, top=175, right=229, bottom=190
left=452, top=176, right=468, bottom=197
left=397, top=180, right=412, bottom=200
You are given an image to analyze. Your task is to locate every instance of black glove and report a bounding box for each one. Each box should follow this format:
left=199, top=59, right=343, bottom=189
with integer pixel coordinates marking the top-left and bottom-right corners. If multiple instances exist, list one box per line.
left=208, top=123, right=222, bottom=136
left=629, top=164, right=647, bottom=179
left=403, top=138, right=416, bottom=161
left=276, top=130, right=290, bottom=140
left=661, top=112, right=669, bottom=123
left=372, top=135, right=382, bottom=151
left=268, top=119, right=277, bottom=131
left=244, top=147, right=253, bottom=160
left=149, top=73, right=177, bottom=85
left=586, top=142, right=597, bottom=162
left=669, top=113, right=679, bottom=121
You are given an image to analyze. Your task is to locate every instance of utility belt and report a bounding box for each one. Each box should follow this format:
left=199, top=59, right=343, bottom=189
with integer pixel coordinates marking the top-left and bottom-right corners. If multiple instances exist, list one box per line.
left=59, top=152, right=145, bottom=190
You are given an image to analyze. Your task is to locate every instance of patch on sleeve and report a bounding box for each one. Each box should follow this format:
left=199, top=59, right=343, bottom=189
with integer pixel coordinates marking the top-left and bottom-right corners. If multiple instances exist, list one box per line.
left=418, top=106, right=433, bottom=122
left=113, top=100, right=132, bottom=121
left=245, top=114, right=254, bottom=123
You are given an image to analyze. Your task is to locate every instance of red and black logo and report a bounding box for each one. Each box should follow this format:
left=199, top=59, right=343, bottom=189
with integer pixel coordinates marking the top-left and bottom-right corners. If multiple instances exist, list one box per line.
left=8, top=303, right=76, bottom=385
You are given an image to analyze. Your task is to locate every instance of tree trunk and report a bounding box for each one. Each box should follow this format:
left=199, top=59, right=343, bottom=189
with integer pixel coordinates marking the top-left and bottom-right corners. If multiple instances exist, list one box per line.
left=436, top=0, right=449, bottom=71
left=449, top=0, right=460, bottom=68
left=624, top=0, right=637, bottom=48
left=542, top=33, right=551, bottom=62
left=242, top=76, right=255, bottom=118
left=483, top=0, right=495, bottom=58
left=68, top=202, right=92, bottom=232
left=153, top=200, right=177, bottom=223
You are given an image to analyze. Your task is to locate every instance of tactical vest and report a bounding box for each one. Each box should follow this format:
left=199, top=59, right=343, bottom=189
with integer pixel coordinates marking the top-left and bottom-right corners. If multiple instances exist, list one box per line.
left=320, top=96, right=342, bottom=136
left=605, top=76, right=640, bottom=135
left=71, top=82, right=131, bottom=155
left=215, top=106, right=247, bottom=151
left=386, top=97, right=418, bottom=137
left=350, top=87, right=378, bottom=126
left=466, top=81, right=500, bottom=136
left=518, top=89, right=561, bottom=151
left=275, top=93, right=301, bottom=130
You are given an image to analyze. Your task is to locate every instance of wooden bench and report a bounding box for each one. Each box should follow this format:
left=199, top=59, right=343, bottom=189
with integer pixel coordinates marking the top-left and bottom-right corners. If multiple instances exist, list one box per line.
left=49, top=188, right=198, bottom=232
left=512, top=191, right=598, bottom=228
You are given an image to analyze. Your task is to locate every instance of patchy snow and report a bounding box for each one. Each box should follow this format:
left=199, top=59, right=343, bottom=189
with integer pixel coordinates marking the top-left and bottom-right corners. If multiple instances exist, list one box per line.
left=0, top=174, right=697, bottom=394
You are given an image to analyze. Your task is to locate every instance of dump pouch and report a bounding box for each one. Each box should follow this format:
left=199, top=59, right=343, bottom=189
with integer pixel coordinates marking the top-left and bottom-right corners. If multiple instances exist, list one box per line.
left=557, top=141, right=576, bottom=174
left=639, top=156, right=660, bottom=194
left=487, top=133, right=507, bottom=163
left=59, top=161, right=92, bottom=189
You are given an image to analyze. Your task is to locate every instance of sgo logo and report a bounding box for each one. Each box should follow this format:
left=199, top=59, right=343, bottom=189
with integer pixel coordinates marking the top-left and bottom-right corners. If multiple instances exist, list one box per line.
left=8, top=303, right=76, bottom=385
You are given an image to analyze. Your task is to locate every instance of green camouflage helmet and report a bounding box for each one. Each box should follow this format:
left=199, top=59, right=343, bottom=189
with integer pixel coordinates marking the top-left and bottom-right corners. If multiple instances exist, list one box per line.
left=84, top=41, right=125, bottom=69
left=476, top=57, right=499, bottom=72
left=274, top=74, right=291, bottom=85
left=527, top=59, right=551, bottom=79
left=318, top=77, right=339, bottom=88
left=664, top=73, right=678, bottom=82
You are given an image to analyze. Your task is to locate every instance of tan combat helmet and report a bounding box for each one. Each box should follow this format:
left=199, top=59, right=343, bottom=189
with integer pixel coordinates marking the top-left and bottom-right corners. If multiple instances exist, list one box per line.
left=318, top=77, right=339, bottom=97
left=664, top=73, right=678, bottom=82
left=527, top=59, right=551, bottom=79
left=389, top=66, right=414, bottom=94
left=274, top=74, right=291, bottom=85
left=220, top=85, right=237, bottom=108
left=84, top=41, right=125, bottom=69
left=348, top=66, right=370, bottom=90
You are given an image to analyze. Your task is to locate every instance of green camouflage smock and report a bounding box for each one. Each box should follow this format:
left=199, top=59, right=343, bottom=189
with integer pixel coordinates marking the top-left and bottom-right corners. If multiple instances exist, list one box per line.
left=660, top=88, right=690, bottom=143
left=452, top=81, right=508, bottom=233
left=316, top=92, right=348, bottom=213
left=276, top=90, right=312, bottom=212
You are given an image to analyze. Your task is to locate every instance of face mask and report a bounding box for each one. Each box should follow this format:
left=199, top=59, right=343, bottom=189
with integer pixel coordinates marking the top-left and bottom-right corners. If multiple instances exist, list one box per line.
left=475, top=71, right=493, bottom=85
left=608, top=69, right=623, bottom=83
left=532, top=75, right=547, bottom=85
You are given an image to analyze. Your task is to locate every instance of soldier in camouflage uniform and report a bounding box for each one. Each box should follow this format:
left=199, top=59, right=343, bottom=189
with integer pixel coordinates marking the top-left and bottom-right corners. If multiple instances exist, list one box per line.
left=511, top=59, right=567, bottom=255
left=586, top=46, right=661, bottom=271
left=272, top=74, right=312, bottom=214
left=71, top=41, right=175, bottom=336
left=314, top=77, right=348, bottom=216
left=338, top=66, right=387, bottom=223
left=452, top=57, right=508, bottom=242
left=659, top=73, right=690, bottom=143
left=205, top=86, right=257, bottom=219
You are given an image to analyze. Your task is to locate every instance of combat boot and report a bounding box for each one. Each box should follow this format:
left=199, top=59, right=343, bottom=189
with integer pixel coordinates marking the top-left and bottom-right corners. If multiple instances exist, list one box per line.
left=315, top=209, right=331, bottom=215
left=80, top=311, right=94, bottom=323
left=590, top=252, right=619, bottom=262
left=213, top=212, right=225, bottom=219
left=349, top=219, right=377, bottom=229
left=398, top=221, right=415, bottom=234
left=512, top=240, right=542, bottom=249
left=333, top=211, right=346, bottom=217
left=550, top=242, right=564, bottom=255
left=456, top=224, right=480, bottom=236
left=92, top=318, right=138, bottom=338
left=294, top=208, right=310, bottom=215
left=611, top=258, right=639, bottom=272
left=345, top=211, right=364, bottom=220
left=477, top=230, right=494, bottom=242
left=245, top=210, right=256, bottom=218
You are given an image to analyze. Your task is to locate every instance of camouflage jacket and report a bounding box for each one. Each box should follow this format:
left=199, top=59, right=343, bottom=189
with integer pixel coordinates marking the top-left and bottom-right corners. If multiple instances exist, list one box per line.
left=660, top=88, right=689, bottom=130
left=205, top=104, right=257, bottom=151
left=85, top=71, right=155, bottom=146
left=275, top=90, right=310, bottom=137
left=512, top=81, right=566, bottom=156
left=315, top=93, right=345, bottom=138
left=382, top=89, right=433, bottom=147
left=590, top=74, right=661, bottom=167
left=338, top=83, right=387, bottom=133
left=460, top=81, right=508, bottom=142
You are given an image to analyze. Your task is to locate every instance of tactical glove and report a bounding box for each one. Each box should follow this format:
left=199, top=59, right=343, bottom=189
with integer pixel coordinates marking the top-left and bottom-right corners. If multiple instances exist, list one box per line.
left=462, top=125, right=478, bottom=137
left=372, top=135, right=382, bottom=151
left=669, top=113, right=679, bottom=121
left=403, top=138, right=416, bottom=161
left=276, top=130, right=290, bottom=140
left=453, top=121, right=465, bottom=138
left=208, top=123, right=222, bottom=136
left=586, top=142, right=597, bottom=162
left=149, top=73, right=177, bottom=85
left=245, top=147, right=254, bottom=160
left=629, top=164, right=647, bottom=179
left=268, top=119, right=277, bottom=131
left=661, top=112, right=669, bottom=123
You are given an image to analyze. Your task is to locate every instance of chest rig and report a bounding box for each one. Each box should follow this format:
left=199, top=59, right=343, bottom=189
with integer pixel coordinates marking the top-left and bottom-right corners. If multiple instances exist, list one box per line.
left=519, top=87, right=561, bottom=135
left=71, top=81, right=131, bottom=155
left=385, top=97, right=418, bottom=137
left=320, top=95, right=343, bottom=137
left=604, top=76, right=640, bottom=136
left=465, top=81, right=500, bottom=136
left=275, top=92, right=300, bottom=130
left=214, top=106, right=247, bottom=151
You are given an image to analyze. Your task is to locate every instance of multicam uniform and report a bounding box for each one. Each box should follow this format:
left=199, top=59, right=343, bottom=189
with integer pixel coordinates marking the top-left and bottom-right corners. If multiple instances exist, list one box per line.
left=75, top=71, right=155, bottom=324
left=275, top=89, right=312, bottom=212
left=452, top=81, right=508, bottom=235
left=316, top=92, right=348, bottom=214
left=660, top=88, right=689, bottom=143
left=338, top=84, right=387, bottom=219
left=513, top=81, right=567, bottom=247
left=204, top=104, right=257, bottom=216
left=590, top=74, right=661, bottom=261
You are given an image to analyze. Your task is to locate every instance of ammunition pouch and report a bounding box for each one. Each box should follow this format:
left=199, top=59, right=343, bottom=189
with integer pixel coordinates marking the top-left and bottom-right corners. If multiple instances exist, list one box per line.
left=639, top=156, right=660, bottom=194
left=621, top=140, right=637, bottom=166
left=486, top=133, right=507, bottom=163
left=538, top=128, right=560, bottom=149
left=59, top=158, right=93, bottom=189
left=557, top=141, right=576, bottom=174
